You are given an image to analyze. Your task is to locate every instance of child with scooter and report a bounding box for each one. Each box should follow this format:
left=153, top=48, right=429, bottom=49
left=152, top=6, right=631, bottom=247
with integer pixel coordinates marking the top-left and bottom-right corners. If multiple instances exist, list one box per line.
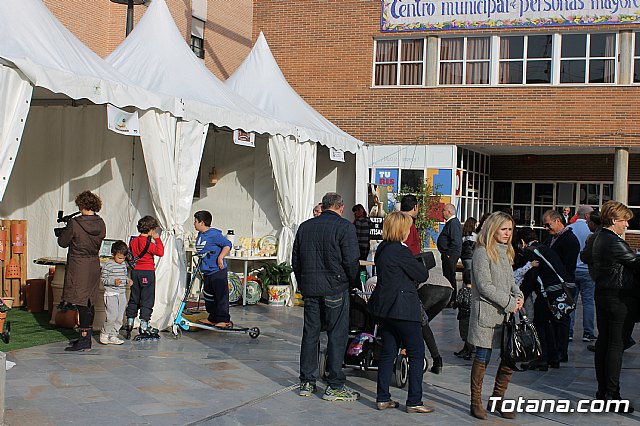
left=124, top=215, right=164, bottom=340
left=193, top=210, right=233, bottom=328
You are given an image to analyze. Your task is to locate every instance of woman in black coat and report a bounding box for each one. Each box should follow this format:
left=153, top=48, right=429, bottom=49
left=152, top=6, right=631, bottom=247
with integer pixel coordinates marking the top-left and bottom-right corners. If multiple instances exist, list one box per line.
left=581, top=201, right=640, bottom=411
left=367, top=211, right=431, bottom=414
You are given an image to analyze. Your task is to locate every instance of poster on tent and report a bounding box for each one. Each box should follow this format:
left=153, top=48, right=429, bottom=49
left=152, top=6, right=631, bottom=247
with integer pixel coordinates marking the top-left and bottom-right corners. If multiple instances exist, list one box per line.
left=329, top=147, right=345, bottom=162
left=233, top=130, right=255, bottom=147
left=106, top=104, right=140, bottom=136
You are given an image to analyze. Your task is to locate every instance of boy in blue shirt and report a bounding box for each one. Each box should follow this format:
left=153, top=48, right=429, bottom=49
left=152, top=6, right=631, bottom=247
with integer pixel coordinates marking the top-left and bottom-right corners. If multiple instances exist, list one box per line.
left=194, top=210, right=233, bottom=328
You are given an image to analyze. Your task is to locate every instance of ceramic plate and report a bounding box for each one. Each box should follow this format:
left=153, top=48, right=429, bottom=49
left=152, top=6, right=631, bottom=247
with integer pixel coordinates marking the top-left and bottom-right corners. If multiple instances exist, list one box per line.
left=244, top=280, right=261, bottom=305
left=228, top=272, right=242, bottom=303
left=258, top=235, right=277, bottom=255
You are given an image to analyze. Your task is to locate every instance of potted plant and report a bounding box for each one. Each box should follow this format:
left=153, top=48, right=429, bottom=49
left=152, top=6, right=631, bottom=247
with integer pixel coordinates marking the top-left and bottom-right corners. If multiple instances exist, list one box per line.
left=257, top=262, right=293, bottom=306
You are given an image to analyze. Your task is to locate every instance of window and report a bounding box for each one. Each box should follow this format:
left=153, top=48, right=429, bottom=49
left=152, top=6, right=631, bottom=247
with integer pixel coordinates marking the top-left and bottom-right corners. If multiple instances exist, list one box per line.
left=191, top=17, right=205, bottom=59
left=634, top=33, right=640, bottom=83
left=499, top=35, right=552, bottom=84
left=374, top=39, right=425, bottom=86
left=629, top=183, right=640, bottom=231
left=560, top=33, right=616, bottom=84
left=400, top=169, right=424, bottom=192
left=440, top=37, right=490, bottom=85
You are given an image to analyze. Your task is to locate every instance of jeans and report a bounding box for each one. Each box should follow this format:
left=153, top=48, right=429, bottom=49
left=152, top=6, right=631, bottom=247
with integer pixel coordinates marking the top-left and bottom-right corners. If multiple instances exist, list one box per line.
left=556, top=315, right=571, bottom=360
left=441, top=253, right=459, bottom=303
left=299, top=290, right=350, bottom=389
left=570, top=269, right=596, bottom=337
left=376, top=318, right=425, bottom=406
left=418, top=285, right=452, bottom=358
left=475, top=347, right=492, bottom=365
left=594, top=289, right=638, bottom=398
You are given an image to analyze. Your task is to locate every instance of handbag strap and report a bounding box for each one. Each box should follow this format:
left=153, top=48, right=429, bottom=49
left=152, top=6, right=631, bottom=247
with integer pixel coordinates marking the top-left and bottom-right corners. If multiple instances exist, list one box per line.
left=533, top=248, right=570, bottom=293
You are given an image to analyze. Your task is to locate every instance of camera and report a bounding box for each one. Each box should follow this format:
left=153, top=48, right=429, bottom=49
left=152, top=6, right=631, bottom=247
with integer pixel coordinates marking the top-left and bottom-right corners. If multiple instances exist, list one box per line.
left=54, top=210, right=80, bottom=237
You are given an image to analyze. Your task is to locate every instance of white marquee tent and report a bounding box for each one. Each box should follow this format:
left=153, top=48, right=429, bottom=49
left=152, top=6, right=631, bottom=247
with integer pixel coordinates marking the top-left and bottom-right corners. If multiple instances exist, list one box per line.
left=225, top=33, right=368, bottom=278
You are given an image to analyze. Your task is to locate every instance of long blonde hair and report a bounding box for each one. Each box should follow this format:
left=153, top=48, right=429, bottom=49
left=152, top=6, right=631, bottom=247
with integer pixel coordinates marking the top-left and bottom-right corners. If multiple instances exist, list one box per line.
left=476, top=211, right=515, bottom=264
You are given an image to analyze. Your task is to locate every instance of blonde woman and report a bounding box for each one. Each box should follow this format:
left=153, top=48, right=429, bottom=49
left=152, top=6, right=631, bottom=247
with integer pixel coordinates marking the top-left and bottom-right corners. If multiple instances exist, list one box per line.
left=367, top=211, right=431, bottom=413
left=468, top=211, right=523, bottom=419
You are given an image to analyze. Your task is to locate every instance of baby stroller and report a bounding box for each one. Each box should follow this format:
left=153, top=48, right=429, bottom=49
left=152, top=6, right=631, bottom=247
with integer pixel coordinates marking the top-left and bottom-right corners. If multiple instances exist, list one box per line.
left=319, top=252, right=436, bottom=388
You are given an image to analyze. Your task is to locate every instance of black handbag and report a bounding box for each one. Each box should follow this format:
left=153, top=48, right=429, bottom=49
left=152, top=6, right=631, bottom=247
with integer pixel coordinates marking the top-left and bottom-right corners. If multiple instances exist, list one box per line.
left=501, top=308, right=542, bottom=370
left=533, top=248, right=576, bottom=320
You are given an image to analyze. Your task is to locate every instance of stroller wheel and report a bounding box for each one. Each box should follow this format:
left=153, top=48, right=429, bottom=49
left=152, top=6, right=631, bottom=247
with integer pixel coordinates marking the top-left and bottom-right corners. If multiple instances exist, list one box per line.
left=394, top=353, right=408, bottom=389
left=318, top=350, right=328, bottom=380
left=363, top=347, right=374, bottom=371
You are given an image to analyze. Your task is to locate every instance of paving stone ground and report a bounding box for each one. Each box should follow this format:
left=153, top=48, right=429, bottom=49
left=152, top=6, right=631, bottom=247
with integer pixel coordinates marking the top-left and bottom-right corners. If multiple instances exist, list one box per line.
left=3, top=282, right=639, bottom=425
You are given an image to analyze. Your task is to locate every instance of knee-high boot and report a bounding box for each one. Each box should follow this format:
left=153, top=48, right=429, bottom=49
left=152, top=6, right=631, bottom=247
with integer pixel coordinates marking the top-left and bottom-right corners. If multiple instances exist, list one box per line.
left=470, top=359, right=487, bottom=419
left=487, top=360, right=516, bottom=419
left=65, top=327, right=92, bottom=352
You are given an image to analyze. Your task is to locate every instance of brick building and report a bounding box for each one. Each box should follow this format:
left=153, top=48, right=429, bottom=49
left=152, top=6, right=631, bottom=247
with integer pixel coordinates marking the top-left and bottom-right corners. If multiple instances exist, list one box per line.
left=251, top=0, right=640, bottom=245
left=40, top=0, right=640, bottom=244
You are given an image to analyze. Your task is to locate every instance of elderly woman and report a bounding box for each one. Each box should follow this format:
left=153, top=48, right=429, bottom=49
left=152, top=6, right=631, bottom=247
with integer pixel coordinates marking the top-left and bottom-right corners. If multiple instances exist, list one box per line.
left=57, top=191, right=106, bottom=351
left=468, top=211, right=523, bottom=420
left=581, top=201, right=640, bottom=411
left=367, top=211, right=431, bottom=414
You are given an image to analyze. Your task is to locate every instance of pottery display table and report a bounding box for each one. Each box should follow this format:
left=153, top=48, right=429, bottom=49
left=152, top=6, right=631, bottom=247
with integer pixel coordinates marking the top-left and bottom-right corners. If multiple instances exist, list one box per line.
left=34, top=257, right=112, bottom=329
left=226, top=256, right=277, bottom=306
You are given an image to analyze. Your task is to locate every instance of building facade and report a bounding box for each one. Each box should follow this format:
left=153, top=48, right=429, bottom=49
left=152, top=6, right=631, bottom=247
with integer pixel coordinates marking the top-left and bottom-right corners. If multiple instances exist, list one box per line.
left=252, top=0, right=640, bottom=244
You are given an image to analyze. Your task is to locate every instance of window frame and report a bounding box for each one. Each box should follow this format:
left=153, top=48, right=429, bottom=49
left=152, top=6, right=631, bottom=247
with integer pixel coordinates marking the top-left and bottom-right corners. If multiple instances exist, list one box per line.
left=559, top=32, right=618, bottom=84
left=372, top=38, right=427, bottom=87
left=190, top=35, right=205, bottom=59
left=438, top=36, right=491, bottom=86
left=498, top=34, right=554, bottom=85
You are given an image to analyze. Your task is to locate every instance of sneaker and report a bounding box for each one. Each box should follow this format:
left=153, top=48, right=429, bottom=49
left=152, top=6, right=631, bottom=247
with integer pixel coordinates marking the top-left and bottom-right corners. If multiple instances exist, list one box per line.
left=99, top=333, right=110, bottom=345
left=298, top=382, right=317, bottom=397
left=109, top=335, right=124, bottom=345
left=583, top=334, right=597, bottom=342
left=322, top=386, right=360, bottom=402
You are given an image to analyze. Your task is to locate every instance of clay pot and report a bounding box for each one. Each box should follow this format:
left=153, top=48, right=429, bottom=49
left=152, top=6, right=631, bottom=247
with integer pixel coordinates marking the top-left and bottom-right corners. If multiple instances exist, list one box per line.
left=0, top=228, right=8, bottom=261
left=55, top=308, right=79, bottom=329
left=5, top=257, right=20, bottom=279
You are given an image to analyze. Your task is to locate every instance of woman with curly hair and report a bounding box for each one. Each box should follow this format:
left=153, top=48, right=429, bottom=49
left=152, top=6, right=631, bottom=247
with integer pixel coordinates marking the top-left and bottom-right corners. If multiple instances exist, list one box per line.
left=58, top=190, right=106, bottom=351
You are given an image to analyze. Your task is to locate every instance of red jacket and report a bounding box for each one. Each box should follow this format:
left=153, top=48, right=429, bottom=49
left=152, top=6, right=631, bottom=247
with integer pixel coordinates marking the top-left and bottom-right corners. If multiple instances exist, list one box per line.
left=405, top=223, right=421, bottom=255
left=130, top=235, right=164, bottom=270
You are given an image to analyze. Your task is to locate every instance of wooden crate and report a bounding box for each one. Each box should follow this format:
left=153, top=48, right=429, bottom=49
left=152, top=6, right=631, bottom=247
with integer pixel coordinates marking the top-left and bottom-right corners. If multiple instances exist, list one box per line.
left=1, top=219, right=27, bottom=307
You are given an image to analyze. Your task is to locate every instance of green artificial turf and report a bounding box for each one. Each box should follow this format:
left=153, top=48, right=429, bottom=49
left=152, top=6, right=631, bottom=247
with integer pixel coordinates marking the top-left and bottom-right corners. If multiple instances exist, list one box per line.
left=1, top=308, right=78, bottom=352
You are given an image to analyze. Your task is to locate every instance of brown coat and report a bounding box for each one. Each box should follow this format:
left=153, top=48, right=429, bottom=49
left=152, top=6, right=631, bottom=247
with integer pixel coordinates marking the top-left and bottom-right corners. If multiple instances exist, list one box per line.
left=57, top=214, right=106, bottom=306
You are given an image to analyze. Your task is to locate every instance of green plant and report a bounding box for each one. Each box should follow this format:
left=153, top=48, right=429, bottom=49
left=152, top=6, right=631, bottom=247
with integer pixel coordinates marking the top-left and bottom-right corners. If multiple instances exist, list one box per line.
left=397, top=179, right=443, bottom=250
left=257, top=262, right=293, bottom=289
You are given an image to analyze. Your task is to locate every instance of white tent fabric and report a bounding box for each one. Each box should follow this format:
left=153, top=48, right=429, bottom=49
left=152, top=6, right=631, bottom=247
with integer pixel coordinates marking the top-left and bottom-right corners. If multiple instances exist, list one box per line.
left=0, top=66, right=32, bottom=202
left=0, top=0, right=179, bottom=115
left=107, top=0, right=294, bottom=136
left=138, top=110, right=208, bottom=331
left=355, top=144, right=370, bottom=206
left=268, top=135, right=317, bottom=296
left=225, top=32, right=363, bottom=154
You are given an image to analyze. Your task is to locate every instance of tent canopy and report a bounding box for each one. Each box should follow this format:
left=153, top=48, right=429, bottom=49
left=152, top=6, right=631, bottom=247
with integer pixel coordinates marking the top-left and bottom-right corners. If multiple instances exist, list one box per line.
left=0, top=0, right=178, bottom=113
left=225, top=32, right=364, bottom=154
left=107, top=0, right=295, bottom=136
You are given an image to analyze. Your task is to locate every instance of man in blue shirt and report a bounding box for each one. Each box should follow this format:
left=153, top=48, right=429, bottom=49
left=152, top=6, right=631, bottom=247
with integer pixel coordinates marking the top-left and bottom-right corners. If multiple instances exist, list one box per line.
left=567, top=205, right=597, bottom=342
left=194, top=210, right=232, bottom=328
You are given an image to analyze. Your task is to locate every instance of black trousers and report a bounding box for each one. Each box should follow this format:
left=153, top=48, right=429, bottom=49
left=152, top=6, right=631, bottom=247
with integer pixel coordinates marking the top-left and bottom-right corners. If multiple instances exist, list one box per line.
left=202, top=269, right=230, bottom=323
left=441, top=253, right=459, bottom=303
left=594, top=289, right=638, bottom=398
left=77, top=302, right=94, bottom=329
left=418, top=285, right=452, bottom=358
left=126, top=270, right=156, bottom=321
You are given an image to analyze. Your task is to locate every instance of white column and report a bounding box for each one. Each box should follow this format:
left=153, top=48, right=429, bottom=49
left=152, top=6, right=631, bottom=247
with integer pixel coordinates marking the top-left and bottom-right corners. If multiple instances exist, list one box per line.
left=613, top=147, right=629, bottom=204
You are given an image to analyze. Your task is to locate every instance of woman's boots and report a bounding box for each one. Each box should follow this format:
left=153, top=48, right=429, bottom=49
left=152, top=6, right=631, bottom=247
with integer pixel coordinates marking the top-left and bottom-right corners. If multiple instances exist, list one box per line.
left=65, top=327, right=92, bottom=352
left=487, top=360, right=516, bottom=419
left=470, top=359, right=487, bottom=419
left=470, top=359, right=516, bottom=420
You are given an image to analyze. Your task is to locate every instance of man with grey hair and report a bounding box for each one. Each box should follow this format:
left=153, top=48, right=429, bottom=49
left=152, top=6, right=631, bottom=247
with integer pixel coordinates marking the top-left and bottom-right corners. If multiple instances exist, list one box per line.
left=542, top=209, right=580, bottom=362
left=567, top=205, right=597, bottom=342
left=292, top=192, right=360, bottom=401
left=437, top=203, right=462, bottom=304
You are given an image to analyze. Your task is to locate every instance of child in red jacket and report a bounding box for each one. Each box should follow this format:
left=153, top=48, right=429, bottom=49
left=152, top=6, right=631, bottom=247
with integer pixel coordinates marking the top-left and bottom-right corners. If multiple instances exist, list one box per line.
left=124, top=215, right=164, bottom=340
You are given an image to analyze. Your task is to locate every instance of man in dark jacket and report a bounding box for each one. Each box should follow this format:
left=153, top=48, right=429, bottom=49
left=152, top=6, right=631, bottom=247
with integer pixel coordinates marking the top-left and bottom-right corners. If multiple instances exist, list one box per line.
left=542, top=209, right=580, bottom=361
left=437, top=203, right=462, bottom=304
left=292, top=192, right=360, bottom=401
